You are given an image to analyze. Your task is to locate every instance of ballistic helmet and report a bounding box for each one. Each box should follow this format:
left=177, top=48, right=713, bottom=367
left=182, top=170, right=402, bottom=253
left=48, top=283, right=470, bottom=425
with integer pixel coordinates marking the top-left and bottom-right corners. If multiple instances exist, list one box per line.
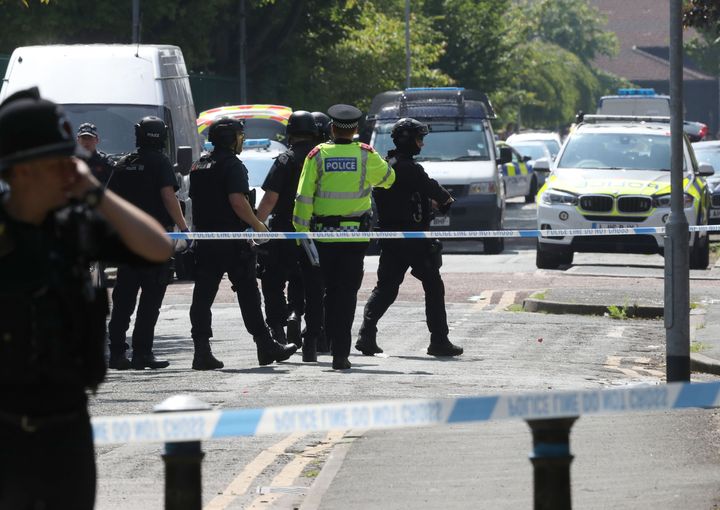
left=311, top=111, right=331, bottom=140
left=0, top=87, right=80, bottom=171
left=135, top=116, right=168, bottom=149
left=286, top=110, right=318, bottom=137
left=208, top=116, right=244, bottom=148
left=391, top=118, right=429, bottom=156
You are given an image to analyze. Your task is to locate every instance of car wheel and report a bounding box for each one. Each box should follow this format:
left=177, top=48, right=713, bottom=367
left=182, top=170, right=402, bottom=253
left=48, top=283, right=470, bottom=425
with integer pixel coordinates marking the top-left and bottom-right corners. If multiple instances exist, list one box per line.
left=690, top=232, right=710, bottom=270
left=535, top=241, right=570, bottom=269
left=525, top=176, right=538, bottom=204
left=484, top=236, right=504, bottom=254
left=483, top=213, right=505, bottom=254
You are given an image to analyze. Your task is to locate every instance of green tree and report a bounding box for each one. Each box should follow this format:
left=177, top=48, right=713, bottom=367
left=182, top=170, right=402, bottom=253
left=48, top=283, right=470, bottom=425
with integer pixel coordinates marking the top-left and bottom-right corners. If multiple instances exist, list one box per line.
left=518, top=0, right=618, bottom=63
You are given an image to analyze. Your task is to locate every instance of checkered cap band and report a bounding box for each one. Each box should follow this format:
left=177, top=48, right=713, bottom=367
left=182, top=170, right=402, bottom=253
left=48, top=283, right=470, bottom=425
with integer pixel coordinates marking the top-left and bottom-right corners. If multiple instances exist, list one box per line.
left=333, top=120, right=358, bottom=129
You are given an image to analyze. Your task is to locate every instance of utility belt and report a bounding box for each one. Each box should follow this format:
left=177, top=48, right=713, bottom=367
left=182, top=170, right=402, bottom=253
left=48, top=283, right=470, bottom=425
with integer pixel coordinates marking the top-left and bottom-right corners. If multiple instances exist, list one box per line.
left=0, top=409, right=84, bottom=433
left=311, top=213, right=372, bottom=232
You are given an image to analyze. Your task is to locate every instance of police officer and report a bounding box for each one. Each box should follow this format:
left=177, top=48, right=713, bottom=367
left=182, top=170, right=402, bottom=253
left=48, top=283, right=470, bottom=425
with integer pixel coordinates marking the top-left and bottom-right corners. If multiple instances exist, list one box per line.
left=189, top=116, right=297, bottom=369
left=357, top=118, right=463, bottom=357
left=107, top=116, right=190, bottom=370
left=283, top=111, right=333, bottom=351
left=293, top=104, right=395, bottom=370
left=76, top=122, right=114, bottom=186
left=0, top=87, right=172, bottom=509
left=257, top=110, right=324, bottom=361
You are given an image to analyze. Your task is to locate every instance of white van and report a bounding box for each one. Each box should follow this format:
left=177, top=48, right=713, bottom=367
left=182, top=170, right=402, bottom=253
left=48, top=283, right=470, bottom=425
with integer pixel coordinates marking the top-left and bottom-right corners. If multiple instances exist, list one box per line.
left=368, top=87, right=510, bottom=254
left=0, top=44, right=200, bottom=167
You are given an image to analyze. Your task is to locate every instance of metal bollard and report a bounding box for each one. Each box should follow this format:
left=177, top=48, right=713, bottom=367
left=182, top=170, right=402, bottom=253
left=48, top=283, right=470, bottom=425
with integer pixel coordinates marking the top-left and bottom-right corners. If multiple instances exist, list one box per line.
left=154, top=395, right=212, bottom=510
left=526, top=417, right=578, bottom=510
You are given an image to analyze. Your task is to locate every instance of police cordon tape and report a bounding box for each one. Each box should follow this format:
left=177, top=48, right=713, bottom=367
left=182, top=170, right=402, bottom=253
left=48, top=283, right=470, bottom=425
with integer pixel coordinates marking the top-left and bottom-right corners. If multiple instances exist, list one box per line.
left=91, top=381, right=720, bottom=445
left=167, top=224, right=720, bottom=241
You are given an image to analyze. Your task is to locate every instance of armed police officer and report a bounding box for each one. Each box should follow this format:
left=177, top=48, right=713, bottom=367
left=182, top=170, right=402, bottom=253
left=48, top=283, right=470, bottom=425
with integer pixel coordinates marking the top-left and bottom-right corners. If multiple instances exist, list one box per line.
left=256, top=110, right=324, bottom=362
left=357, top=118, right=463, bottom=357
left=283, top=111, right=334, bottom=353
left=189, top=117, right=297, bottom=370
left=293, top=104, right=395, bottom=370
left=106, top=116, right=190, bottom=370
left=0, top=87, right=172, bottom=509
left=76, top=122, right=114, bottom=186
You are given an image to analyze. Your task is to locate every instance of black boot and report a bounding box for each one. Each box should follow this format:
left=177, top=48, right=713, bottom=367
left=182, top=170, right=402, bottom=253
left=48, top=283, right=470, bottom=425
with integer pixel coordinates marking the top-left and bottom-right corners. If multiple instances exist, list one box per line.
left=269, top=324, right=288, bottom=345
left=355, top=326, right=383, bottom=356
left=286, top=311, right=301, bottom=347
left=302, top=334, right=317, bottom=362
left=109, top=352, right=131, bottom=370
left=192, top=338, right=224, bottom=370
left=427, top=336, right=463, bottom=357
left=131, top=353, right=170, bottom=369
left=332, top=357, right=352, bottom=370
left=255, top=330, right=297, bottom=366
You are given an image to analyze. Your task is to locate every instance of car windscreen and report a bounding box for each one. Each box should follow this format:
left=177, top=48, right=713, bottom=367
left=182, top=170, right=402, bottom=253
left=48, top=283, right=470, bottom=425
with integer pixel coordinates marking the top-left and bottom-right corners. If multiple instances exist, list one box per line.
left=544, top=140, right=561, bottom=158
left=694, top=148, right=720, bottom=173
left=372, top=121, right=491, bottom=161
left=598, top=98, right=671, bottom=116
left=511, top=143, right=547, bottom=161
left=63, top=104, right=164, bottom=156
left=243, top=155, right=276, bottom=187
left=557, top=132, right=682, bottom=171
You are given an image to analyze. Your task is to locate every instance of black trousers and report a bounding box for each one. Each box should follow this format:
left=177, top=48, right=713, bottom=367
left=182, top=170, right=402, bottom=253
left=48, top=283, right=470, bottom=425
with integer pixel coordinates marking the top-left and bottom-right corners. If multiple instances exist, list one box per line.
left=0, top=410, right=95, bottom=510
left=363, top=239, right=449, bottom=337
left=316, top=242, right=368, bottom=358
left=190, top=240, right=267, bottom=340
left=108, top=262, right=171, bottom=356
left=260, top=240, right=324, bottom=336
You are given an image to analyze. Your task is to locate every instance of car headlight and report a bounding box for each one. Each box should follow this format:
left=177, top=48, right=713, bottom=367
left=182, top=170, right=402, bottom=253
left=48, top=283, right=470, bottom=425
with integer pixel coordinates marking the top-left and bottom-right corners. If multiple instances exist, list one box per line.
left=469, top=181, right=497, bottom=194
left=540, top=189, right=578, bottom=206
left=653, top=193, right=693, bottom=208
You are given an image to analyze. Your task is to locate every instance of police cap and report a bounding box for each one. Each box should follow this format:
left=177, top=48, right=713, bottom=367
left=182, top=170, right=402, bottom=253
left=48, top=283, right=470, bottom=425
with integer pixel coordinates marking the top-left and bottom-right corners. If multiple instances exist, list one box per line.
left=0, top=87, right=82, bottom=171
left=327, top=104, right=362, bottom=130
left=77, top=122, right=98, bottom=138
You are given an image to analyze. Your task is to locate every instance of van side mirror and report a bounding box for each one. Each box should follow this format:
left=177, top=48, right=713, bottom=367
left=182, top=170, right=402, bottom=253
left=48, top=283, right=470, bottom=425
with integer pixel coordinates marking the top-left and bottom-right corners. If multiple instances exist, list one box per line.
left=496, top=146, right=513, bottom=165
left=698, top=163, right=715, bottom=177
left=533, top=157, right=551, bottom=174
left=522, top=155, right=532, bottom=162
left=175, top=146, right=193, bottom=176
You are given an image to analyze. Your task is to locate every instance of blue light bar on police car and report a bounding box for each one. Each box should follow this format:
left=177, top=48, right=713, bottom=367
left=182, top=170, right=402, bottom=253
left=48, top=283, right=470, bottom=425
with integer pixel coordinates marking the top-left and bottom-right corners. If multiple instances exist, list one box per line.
left=243, top=138, right=272, bottom=149
left=617, top=88, right=656, bottom=96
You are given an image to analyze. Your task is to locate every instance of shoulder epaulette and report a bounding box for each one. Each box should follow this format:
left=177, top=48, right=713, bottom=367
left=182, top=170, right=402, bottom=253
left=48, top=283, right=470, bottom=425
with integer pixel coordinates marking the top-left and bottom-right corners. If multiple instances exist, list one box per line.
left=307, top=145, right=321, bottom=158
left=359, top=143, right=375, bottom=153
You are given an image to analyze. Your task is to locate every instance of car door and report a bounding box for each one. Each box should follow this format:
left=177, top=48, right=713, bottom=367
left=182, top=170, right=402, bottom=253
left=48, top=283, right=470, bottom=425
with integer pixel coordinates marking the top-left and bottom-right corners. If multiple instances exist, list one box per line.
left=502, top=147, right=530, bottom=198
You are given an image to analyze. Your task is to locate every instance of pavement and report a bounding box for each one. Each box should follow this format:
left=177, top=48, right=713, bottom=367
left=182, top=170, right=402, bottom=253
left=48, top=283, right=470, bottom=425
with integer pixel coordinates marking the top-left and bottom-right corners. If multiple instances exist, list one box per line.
left=522, top=258, right=720, bottom=376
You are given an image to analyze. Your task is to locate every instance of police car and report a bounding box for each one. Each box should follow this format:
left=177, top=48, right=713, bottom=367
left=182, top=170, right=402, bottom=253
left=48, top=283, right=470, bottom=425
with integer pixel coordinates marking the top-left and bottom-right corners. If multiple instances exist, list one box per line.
left=692, top=140, right=720, bottom=224
left=535, top=115, right=714, bottom=270
left=497, top=141, right=537, bottom=203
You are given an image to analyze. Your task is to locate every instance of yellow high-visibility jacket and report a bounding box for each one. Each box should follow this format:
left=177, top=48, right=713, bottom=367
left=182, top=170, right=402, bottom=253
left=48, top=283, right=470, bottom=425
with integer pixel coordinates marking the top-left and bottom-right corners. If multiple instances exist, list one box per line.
left=293, top=140, right=395, bottom=242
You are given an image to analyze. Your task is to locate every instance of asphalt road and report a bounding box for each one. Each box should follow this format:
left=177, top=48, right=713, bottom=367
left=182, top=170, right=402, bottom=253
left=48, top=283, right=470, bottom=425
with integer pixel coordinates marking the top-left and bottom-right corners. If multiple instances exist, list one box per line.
left=91, top=199, right=720, bottom=510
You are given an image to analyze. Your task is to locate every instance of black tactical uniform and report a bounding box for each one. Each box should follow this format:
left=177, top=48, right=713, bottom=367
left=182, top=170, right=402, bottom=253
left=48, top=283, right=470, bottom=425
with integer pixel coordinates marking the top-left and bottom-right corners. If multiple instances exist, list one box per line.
left=260, top=110, right=324, bottom=361
left=77, top=122, right=115, bottom=186
left=0, top=88, right=150, bottom=509
left=358, top=118, right=463, bottom=357
left=189, top=116, right=296, bottom=369
left=107, top=117, right=177, bottom=370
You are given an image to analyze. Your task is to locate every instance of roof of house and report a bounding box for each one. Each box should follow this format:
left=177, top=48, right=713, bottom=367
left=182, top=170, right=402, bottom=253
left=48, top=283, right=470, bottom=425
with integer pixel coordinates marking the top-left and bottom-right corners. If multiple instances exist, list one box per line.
left=589, top=0, right=714, bottom=81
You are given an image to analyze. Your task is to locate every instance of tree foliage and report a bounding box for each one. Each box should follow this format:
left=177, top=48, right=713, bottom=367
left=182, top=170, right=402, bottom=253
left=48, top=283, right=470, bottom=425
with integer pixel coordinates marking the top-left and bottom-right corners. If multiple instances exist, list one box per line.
left=0, top=0, right=623, bottom=128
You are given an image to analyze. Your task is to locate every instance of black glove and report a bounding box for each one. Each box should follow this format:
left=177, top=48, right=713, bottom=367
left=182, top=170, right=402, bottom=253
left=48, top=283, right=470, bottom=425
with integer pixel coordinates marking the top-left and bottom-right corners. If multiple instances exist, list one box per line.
left=438, top=198, right=454, bottom=215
